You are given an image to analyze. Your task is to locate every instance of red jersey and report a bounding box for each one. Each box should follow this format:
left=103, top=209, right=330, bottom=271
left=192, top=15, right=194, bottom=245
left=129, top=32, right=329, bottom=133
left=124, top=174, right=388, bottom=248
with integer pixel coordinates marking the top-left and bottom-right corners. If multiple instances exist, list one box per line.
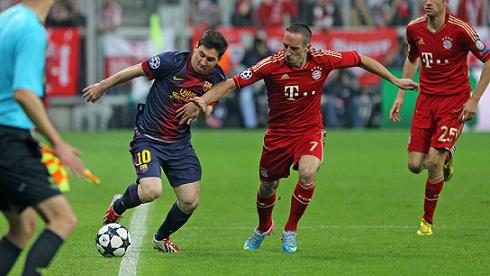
left=407, top=13, right=490, bottom=96
left=233, top=49, right=361, bottom=135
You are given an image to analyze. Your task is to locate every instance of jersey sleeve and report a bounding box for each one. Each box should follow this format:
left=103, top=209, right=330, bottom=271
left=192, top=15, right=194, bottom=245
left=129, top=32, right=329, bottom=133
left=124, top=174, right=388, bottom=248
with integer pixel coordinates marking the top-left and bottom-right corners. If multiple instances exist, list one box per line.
left=13, top=27, right=47, bottom=97
left=459, top=26, right=490, bottom=63
left=232, top=55, right=274, bottom=89
left=141, top=51, right=176, bottom=80
left=406, top=26, right=419, bottom=62
left=324, top=50, right=361, bottom=70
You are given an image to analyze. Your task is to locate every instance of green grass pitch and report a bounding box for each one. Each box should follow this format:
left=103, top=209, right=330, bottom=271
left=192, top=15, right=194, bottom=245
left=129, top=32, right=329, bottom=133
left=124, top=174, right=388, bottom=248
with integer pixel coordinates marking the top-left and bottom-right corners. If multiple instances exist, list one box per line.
left=2, top=130, right=489, bottom=275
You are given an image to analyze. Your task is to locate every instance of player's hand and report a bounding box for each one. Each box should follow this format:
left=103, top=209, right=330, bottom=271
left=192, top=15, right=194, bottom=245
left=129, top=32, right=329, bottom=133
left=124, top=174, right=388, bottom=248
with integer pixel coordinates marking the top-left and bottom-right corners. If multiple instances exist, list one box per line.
left=190, top=96, right=208, bottom=112
left=176, top=102, right=200, bottom=125
left=389, top=96, right=404, bottom=122
left=395, top=78, right=419, bottom=91
left=53, top=141, right=85, bottom=178
left=459, top=97, right=478, bottom=122
left=82, top=83, right=106, bottom=103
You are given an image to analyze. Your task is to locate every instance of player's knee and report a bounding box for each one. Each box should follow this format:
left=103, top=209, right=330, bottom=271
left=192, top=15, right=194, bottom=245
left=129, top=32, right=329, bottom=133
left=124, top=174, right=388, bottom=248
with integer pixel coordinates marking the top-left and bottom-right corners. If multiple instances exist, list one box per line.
left=48, top=210, right=77, bottom=238
left=179, top=197, right=199, bottom=213
left=7, top=220, right=36, bottom=248
left=408, top=161, right=423, bottom=174
left=426, top=158, right=443, bottom=173
left=140, top=181, right=162, bottom=201
left=299, top=168, right=317, bottom=184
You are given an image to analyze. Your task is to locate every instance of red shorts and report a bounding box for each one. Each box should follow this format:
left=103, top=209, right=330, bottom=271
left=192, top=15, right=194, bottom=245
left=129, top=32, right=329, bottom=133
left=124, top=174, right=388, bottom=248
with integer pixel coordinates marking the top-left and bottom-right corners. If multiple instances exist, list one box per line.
left=408, top=93, right=468, bottom=154
left=259, top=128, right=326, bottom=181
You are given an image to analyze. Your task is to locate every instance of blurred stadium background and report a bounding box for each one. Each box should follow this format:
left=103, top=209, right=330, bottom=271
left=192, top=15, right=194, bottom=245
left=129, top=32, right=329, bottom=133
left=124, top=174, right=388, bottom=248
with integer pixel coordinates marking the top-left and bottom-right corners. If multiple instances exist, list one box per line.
left=2, top=1, right=490, bottom=275
left=1, top=0, right=489, bottom=132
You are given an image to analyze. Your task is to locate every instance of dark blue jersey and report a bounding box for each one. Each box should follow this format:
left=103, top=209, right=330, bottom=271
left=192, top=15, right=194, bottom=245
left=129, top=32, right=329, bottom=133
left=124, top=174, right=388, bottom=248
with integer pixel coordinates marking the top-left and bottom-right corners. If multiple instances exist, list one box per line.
left=139, top=51, right=225, bottom=142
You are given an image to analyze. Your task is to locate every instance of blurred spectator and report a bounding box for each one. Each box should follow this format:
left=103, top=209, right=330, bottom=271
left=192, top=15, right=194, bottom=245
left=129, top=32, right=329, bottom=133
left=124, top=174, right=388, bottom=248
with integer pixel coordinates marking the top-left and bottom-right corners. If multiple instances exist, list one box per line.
left=46, top=0, right=85, bottom=27
left=456, top=0, right=485, bottom=26
left=231, top=0, right=253, bottom=27
left=239, top=31, right=272, bottom=128
left=74, top=0, right=123, bottom=132
left=349, top=0, right=374, bottom=26
left=386, top=0, right=411, bottom=26
left=188, top=0, right=220, bottom=29
left=312, top=0, right=343, bottom=29
left=255, top=0, right=298, bottom=28
left=325, top=70, right=364, bottom=128
left=98, top=0, right=122, bottom=33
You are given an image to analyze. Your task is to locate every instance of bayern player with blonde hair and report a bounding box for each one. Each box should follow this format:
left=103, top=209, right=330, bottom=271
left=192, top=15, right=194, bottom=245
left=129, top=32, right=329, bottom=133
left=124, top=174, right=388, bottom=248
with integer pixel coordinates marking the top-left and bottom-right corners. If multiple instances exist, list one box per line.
left=389, top=0, right=490, bottom=236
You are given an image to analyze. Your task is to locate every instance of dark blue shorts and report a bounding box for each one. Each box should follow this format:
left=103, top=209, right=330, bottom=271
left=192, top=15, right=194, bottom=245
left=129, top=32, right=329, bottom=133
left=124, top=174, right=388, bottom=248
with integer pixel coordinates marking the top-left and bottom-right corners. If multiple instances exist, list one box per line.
left=129, top=135, right=201, bottom=187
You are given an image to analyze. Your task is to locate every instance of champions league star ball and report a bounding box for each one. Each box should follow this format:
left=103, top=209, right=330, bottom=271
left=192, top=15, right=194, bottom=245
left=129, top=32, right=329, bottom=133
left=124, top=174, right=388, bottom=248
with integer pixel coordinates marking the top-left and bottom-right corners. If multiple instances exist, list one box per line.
left=95, top=223, right=131, bottom=257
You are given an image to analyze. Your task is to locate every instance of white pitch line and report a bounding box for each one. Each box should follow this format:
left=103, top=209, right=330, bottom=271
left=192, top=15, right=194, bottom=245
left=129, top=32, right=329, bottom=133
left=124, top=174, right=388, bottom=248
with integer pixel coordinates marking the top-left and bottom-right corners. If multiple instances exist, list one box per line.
left=118, top=203, right=150, bottom=276
left=179, top=225, right=490, bottom=230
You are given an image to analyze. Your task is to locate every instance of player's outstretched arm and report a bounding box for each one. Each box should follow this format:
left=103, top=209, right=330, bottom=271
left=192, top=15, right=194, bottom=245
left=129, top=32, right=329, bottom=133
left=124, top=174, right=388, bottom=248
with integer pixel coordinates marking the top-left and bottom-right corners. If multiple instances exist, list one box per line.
left=358, top=55, right=419, bottom=91
left=82, top=63, right=145, bottom=103
left=390, top=57, right=420, bottom=122
left=198, top=78, right=237, bottom=108
left=15, top=89, right=86, bottom=177
left=176, top=78, right=237, bottom=125
left=460, top=59, right=490, bottom=121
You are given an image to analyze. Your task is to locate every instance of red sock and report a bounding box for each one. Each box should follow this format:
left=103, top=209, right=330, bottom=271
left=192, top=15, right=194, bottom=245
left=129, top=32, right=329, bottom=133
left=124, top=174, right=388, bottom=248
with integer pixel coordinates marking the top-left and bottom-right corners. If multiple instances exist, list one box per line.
left=284, top=181, right=315, bottom=232
left=256, top=193, right=276, bottom=232
left=423, top=177, right=444, bottom=224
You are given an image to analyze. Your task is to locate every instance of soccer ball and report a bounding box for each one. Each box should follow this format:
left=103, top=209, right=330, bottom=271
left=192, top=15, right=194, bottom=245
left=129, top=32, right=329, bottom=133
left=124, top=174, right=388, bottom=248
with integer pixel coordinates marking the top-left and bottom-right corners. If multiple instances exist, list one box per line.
left=95, top=223, right=131, bottom=257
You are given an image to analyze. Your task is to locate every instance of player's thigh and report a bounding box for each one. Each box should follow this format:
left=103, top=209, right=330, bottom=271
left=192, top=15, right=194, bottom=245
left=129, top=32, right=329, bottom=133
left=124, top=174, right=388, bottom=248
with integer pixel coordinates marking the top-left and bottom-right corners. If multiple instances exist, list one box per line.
left=129, top=138, right=162, bottom=180
left=162, top=143, right=202, bottom=187
left=430, top=94, right=466, bottom=150
left=408, top=95, right=434, bottom=154
left=293, top=129, right=325, bottom=171
left=259, top=134, right=294, bottom=181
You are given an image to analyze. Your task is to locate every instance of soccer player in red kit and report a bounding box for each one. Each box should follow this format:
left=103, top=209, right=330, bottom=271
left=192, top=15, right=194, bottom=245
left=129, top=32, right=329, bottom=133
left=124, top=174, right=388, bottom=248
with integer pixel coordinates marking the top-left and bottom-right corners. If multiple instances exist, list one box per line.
left=390, top=0, right=490, bottom=236
left=178, top=23, right=418, bottom=252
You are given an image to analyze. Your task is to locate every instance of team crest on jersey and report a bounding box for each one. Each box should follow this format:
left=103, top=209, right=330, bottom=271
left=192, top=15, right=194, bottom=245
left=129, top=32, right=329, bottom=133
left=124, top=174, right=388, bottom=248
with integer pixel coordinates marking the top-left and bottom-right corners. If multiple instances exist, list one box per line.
left=260, top=167, right=268, bottom=178
left=203, top=81, right=213, bottom=92
left=240, top=70, right=253, bottom=80
left=138, top=164, right=148, bottom=173
left=311, top=66, right=322, bottom=80
left=149, top=56, right=160, bottom=69
left=417, top=38, right=425, bottom=45
left=442, top=37, right=453, bottom=49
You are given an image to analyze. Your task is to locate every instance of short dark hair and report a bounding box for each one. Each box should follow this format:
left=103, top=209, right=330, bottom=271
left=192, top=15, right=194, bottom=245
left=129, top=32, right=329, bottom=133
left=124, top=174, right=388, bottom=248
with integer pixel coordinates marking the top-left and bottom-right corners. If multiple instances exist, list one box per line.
left=198, top=30, right=228, bottom=58
left=285, top=23, right=312, bottom=45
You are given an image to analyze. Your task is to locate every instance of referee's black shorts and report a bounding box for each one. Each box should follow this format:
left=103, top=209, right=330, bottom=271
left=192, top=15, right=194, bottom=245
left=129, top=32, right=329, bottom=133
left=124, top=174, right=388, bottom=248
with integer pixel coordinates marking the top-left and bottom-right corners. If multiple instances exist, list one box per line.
left=0, top=125, right=61, bottom=213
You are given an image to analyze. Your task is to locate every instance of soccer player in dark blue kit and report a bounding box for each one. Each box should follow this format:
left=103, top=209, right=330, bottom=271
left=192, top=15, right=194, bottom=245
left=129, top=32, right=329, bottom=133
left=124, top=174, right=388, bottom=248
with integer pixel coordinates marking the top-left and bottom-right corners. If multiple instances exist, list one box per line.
left=83, top=30, right=228, bottom=253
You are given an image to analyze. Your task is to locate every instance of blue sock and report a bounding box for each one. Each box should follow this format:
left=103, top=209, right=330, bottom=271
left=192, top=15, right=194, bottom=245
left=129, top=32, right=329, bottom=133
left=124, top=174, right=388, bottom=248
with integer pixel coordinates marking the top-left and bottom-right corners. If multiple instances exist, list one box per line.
left=154, top=202, right=191, bottom=241
left=0, top=236, right=22, bottom=275
left=114, top=183, right=141, bottom=215
left=22, top=229, right=63, bottom=276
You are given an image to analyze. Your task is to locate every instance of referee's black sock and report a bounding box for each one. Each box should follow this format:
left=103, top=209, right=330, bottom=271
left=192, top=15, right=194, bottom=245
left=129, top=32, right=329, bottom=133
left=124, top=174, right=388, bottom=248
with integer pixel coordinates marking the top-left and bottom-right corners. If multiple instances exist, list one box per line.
left=154, top=202, right=191, bottom=241
left=22, top=229, right=63, bottom=276
left=0, top=236, right=22, bottom=275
